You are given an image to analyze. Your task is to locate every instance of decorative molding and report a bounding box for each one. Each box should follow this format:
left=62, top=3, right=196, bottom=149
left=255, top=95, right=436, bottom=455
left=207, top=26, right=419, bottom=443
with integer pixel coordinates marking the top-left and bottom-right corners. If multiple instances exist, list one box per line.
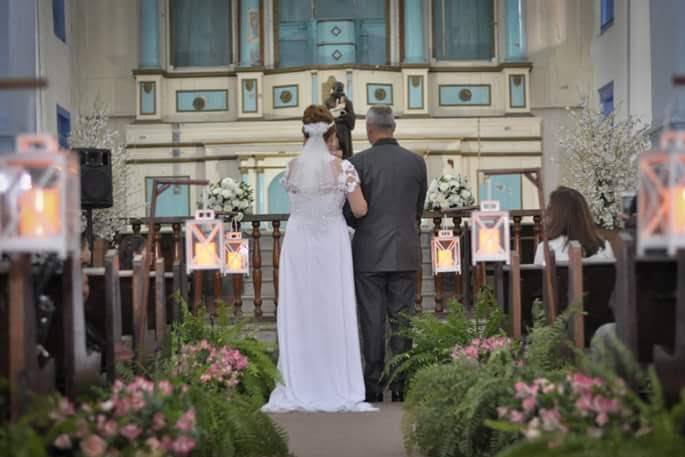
left=367, top=83, right=394, bottom=105
left=439, top=84, right=491, bottom=107
left=272, top=84, right=299, bottom=109
left=175, top=90, right=229, bottom=112
left=508, top=74, right=527, bottom=109
left=242, top=78, right=259, bottom=113
left=139, top=81, right=157, bottom=115
left=407, top=75, right=424, bottom=110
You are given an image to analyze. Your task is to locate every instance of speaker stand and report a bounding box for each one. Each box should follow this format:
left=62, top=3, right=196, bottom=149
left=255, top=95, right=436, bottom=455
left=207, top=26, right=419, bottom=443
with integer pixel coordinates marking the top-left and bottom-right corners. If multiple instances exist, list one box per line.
left=86, top=208, right=94, bottom=266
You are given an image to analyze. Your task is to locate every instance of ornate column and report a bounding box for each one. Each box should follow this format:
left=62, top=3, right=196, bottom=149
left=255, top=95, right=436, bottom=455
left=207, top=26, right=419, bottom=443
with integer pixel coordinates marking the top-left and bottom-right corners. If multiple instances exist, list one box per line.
left=240, top=0, right=263, bottom=66
left=503, top=0, right=526, bottom=61
left=138, top=0, right=160, bottom=68
left=402, top=0, right=426, bottom=63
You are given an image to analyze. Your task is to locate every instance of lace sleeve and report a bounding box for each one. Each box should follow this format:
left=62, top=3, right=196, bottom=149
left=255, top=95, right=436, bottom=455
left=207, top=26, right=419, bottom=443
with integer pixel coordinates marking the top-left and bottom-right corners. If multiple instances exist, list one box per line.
left=339, top=160, right=360, bottom=193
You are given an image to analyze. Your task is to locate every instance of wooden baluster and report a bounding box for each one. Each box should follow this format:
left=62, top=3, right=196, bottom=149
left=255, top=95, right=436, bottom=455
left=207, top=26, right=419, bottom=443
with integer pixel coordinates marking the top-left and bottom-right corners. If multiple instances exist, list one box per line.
left=152, top=223, right=162, bottom=266
left=172, top=223, right=182, bottom=262
left=462, top=221, right=473, bottom=309
left=155, top=257, right=167, bottom=351
left=568, top=242, right=584, bottom=348
left=192, top=271, right=202, bottom=314
left=533, top=214, right=542, bottom=246
left=104, top=250, right=122, bottom=383
left=432, top=216, right=444, bottom=313
left=452, top=216, right=463, bottom=303
left=510, top=251, right=522, bottom=339
left=232, top=222, right=244, bottom=317
left=171, top=260, right=183, bottom=322
left=542, top=250, right=557, bottom=323
left=415, top=219, right=424, bottom=313
left=513, top=215, right=522, bottom=256
left=252, top=221, right=263, bottom=318
left=272, top=220, right=282, bottom=310
left=615, top=234, right=638, bottom=357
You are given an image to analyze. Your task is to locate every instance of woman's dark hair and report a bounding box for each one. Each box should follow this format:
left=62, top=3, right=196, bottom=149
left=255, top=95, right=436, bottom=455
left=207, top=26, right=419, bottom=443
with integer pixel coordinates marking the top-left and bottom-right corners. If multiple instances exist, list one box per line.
left=302, top=104, right=336, bottom=141
left=546, top=186, right=605, bottom=257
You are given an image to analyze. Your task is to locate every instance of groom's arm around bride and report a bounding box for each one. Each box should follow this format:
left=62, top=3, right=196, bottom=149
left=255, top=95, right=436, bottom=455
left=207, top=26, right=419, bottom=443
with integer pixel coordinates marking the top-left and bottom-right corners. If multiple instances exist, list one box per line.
left=345, top=105, right=427, bottom=402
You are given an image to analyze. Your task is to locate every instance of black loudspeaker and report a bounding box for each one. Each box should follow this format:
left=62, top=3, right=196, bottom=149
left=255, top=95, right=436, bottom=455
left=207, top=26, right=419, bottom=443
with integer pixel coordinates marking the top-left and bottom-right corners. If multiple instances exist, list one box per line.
left=75, top=148, right=113, bottom=209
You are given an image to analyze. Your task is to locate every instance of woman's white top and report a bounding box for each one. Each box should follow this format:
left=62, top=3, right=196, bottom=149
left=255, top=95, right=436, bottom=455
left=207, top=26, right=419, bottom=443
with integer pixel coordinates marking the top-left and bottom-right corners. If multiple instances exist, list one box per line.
left=534, top=236, right=615, bottom=265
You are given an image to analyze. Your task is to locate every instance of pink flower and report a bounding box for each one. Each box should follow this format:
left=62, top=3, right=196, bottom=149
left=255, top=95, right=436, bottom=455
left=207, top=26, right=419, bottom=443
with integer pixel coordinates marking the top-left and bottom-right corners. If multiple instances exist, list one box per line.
left=120, top=424, right=142, bottom=442
left=53, top=434, right=72, bottom=449
left=130, top=391, right=146, bottom=411
left=98, top=420, right=118, bottom=438
left=463, top=346, right=479, bottom=360
left=496, top=406, right=509, bottom=418
left=539, top=408, right=563, bottom=432
left=575, top=394, right=594, bottom=415
left=79, top=434, right=107, bottom=457
left=200, top=373, right=212, bottom=383
left=176, top=409, right=196, bottom=432
left=158, top=380, right=173, bottom=396
left=171, top=435, right=196, bottom=455
left=509, top=410, right=525, bottom=423
left=152, top=412, right=167, bottom=432
left=522, top=396, right=537, bottom=413
left=146, top=437, right=162, bottom=451
left=569, top=373, right=603, bottom=395
left=114, top=397, right=131, bottom=417
left=592, top=396, right=619, bottom=415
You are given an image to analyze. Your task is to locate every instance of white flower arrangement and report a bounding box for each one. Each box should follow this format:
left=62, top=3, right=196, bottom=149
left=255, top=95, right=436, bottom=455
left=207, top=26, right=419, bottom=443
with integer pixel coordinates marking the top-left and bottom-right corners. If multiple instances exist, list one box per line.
left=425, top=174, right=476, bottom=211
left=559, top=100, right=649, bottom=229
left=204, top=178, right=254, bottom=221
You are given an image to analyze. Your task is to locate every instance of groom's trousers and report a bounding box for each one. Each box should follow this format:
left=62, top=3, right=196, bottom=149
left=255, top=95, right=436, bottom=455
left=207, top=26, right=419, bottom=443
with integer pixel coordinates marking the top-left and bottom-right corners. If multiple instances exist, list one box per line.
left=355, top=271, right=416, bottom=397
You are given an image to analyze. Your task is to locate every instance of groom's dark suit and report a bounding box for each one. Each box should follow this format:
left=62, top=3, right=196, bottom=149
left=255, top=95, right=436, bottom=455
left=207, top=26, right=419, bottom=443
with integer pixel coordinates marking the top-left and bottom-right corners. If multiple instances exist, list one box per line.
left=346, top=138, right=427, bottom=398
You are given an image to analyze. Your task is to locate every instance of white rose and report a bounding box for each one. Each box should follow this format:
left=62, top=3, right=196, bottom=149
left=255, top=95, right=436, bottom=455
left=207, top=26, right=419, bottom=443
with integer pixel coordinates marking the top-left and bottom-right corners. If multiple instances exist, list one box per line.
left=437, top=197, right=449, bottom=208
left=222, top=189, right=232, bottom=199
left=239, top=200, right=250, bottom=210
left=221, top=177, right=233, bottom=188
left=438, top=182, right=449, bottom=192
left=212, top=187, right=221, bottom=196
left=460, top=189, right=470, bottom=198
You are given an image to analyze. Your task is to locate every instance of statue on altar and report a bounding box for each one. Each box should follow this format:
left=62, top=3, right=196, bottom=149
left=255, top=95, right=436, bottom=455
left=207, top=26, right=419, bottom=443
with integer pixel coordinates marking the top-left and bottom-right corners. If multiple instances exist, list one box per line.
left=325, top=81, right=355, bottom=159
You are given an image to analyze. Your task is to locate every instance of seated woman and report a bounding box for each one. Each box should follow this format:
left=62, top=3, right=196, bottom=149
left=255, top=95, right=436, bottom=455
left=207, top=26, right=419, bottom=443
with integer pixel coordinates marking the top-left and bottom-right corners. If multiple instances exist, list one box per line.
left=534, top=186, right=615, bottom=265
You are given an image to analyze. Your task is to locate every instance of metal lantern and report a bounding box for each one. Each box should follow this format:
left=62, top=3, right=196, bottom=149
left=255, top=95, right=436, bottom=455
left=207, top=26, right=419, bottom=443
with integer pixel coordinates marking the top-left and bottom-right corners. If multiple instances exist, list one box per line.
left=185, top=209, right=224, bottom=274
left=431, top=228, right=461, bottom=274
left=471, top=200, right=511, bottom=264
left=223, top=229, right=250, bottom=275
left=0, top=134, right=80, bottom=258
left=637, top=130, right=685, bottom=255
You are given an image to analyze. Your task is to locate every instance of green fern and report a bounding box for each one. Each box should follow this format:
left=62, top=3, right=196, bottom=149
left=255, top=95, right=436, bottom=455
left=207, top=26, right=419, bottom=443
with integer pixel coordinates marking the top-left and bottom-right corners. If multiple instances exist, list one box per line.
left=523, top=300, right=575, bottom=372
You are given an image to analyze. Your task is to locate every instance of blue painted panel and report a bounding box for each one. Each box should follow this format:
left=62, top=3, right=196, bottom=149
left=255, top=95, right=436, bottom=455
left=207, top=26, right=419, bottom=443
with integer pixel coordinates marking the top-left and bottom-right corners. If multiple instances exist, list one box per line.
left=367, top=83, right=393, bottom=105
left=240, top=0, right=261, bottom=66
left=439, top=85, right=491, bottom=106
left=311, top=72, right=319, bottom=104
left=504, top=0, right=526, bottom=61
left=403, top=0, right=426, bottom=63
left=139, top=0, right=160, bottom=67
left=408, top=75, right=424, bottom=110
left=599, top=82, right=614, bottom=116
left=140, top=82, right=156, bottom=114
left=358, top=19, right=386, bottom=65
left=57, top=105, right=70, bottom=149
left=317, top=20, right=355, bottom=44
left=273, top=85, right=299, bottom=109
left=509, top=75, right=526, bottom=108
left=479, top=175, right=521, bottom=210
left=53, top=0, right=66, bottom=42
left=146, top=177, right=190, bottom=217
left=242, top=79, right=258, bottom=113
left=268, top=172, right=290, bottom=214
left=279, top=21, right=313, bottom=67
left=317, top=43, right=355, bottom=65
left=176, top=90, right=228, bottom=112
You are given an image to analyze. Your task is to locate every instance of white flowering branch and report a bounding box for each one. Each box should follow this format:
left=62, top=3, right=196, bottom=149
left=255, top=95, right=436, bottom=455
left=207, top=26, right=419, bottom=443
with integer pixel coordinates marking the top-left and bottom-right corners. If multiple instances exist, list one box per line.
left=558, top=101, right=649, bottom=229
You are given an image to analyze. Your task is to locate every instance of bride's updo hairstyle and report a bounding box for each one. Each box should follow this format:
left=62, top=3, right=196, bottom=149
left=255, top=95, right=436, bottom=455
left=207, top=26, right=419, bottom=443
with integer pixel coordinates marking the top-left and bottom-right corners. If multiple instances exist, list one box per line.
left=302, top=104, right=336, bottom=141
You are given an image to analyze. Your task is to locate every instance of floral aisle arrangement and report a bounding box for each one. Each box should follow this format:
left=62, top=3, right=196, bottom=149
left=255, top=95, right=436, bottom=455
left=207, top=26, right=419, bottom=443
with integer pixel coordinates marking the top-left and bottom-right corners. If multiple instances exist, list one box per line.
left=558, top=100, right=649, bottom=229
left=451, top=336, right=513, bottom=364
left=205, top=178, right=254, bottom=221
left=48, top=377, right=198, bottom=456
left=174, top=340, right=249, bottom=389
left=425, top=174, right=476, bottom=211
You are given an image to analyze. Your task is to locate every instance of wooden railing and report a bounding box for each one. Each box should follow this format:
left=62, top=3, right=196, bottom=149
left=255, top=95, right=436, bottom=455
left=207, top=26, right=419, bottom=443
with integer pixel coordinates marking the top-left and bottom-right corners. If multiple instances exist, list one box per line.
left=116, top=209, right=544, bottom=318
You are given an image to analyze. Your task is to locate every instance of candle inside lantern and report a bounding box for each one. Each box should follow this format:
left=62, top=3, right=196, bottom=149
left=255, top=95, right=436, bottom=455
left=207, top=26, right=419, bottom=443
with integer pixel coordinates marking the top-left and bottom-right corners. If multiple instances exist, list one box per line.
left=19, top=188, right=61, bottom=236
left=437, top=248, right=454, bottom=267
left=479, top=227, right=500, bottom=255
left=195, top=242, right=216, bottom=266
left=226, top=251, right=243, bottom=271
left=671, top=186, right=685, bottom=234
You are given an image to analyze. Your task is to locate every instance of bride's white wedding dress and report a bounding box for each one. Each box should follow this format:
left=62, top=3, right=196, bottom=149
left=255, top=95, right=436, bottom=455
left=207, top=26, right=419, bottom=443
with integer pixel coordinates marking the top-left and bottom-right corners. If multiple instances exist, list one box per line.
left=262, top=124, right=375, bottom=413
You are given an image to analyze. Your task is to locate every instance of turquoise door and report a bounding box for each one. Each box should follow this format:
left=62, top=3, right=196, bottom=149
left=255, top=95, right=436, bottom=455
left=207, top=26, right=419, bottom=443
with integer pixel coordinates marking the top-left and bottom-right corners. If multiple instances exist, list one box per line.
left=268, top=172, right=290, bottom=215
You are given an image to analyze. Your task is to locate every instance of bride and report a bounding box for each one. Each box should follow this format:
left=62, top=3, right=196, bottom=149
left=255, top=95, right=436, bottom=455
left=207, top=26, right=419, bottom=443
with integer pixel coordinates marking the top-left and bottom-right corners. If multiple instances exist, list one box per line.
left=262, top=105, right=376, bottom=413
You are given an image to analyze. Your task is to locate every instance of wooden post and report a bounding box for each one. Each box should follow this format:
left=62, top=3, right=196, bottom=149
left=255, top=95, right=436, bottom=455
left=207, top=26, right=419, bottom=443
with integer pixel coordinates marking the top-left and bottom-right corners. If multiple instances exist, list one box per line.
left=512, top=215, right=522, bottom=256
left=432, top=216, right=444, bottom=313
left=510, top=251, right=522, bottom=339
left=542, top=250, right=557, bottom=323
left=132, top=254, right=148, bottom=363
left=104, top=250, right=122, bottom=383
left=252, top=221, right=263, bottom=318
left=614, top=234, right=638, bottom=356
left=533, top=215, right=542, bottom=245
left=172, top=223, right=183, bottom=263
left=62, top=255, right=101, bottom=397
left=212, top=271, right=222, bottom=314
left=494, top=263, right=505, bottom=308
left=192, top=271, right=202, bottom=314
left=155, top=257, right=167, bottom=351
left=232, top=222, right=243, bottom=317
left=171, top=260, right=183, bottom=322
left=272, top=220, right=282, bottom=310
left=462, top=221, right=473, bottom=309
left=568, top=241, right=585, bottom=348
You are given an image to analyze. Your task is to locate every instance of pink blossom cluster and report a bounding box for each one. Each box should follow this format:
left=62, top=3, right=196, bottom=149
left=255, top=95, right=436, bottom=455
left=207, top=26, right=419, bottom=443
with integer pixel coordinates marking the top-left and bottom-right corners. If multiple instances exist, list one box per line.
left=497, top=373, right=637, bottom=440
left=451, top=336, right=512, bottom=363
left=50, top=377, right=197, bottom=457
left=176, top=339, right=249, bottom=389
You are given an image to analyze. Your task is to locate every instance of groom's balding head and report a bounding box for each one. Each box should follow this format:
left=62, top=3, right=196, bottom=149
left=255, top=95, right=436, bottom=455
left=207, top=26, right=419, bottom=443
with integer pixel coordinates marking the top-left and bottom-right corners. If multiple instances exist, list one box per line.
left=366, top=106, right=395, bottom=145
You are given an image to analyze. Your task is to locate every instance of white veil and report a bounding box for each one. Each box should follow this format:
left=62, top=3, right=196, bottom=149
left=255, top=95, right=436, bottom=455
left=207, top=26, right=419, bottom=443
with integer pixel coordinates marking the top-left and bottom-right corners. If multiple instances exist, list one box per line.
left=288, top=122, right=338, bottom=193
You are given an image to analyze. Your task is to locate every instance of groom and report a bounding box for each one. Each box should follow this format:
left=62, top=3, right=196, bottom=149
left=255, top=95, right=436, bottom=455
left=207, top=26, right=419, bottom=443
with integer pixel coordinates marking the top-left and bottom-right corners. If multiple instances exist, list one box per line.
left=346, top=105, right=427, bottom=402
